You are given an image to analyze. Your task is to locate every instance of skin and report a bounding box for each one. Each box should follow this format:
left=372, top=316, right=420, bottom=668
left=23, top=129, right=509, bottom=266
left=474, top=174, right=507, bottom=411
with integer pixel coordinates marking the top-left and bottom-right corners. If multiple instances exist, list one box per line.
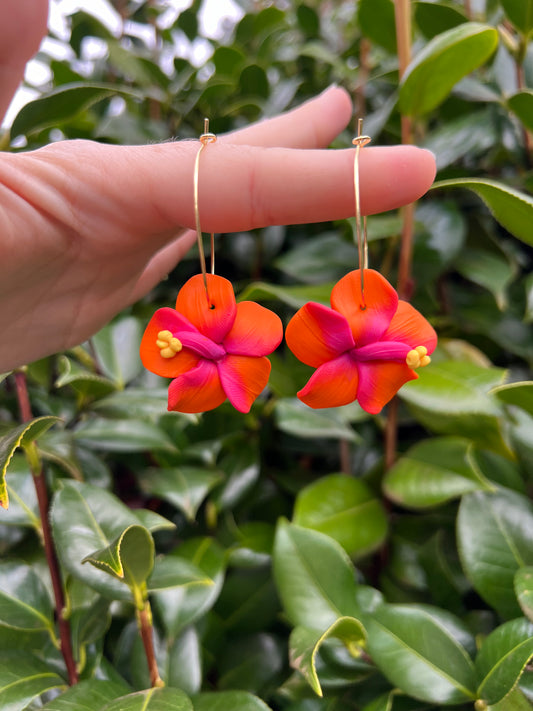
left=0, top=0, right=436, bottom=373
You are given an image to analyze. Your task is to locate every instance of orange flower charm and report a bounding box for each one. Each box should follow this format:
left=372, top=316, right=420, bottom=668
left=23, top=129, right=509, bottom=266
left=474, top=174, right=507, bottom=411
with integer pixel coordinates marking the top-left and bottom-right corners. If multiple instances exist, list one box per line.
left=140, top=274, right=283, bottom=413
left=285, top=269, right=437, bottom=414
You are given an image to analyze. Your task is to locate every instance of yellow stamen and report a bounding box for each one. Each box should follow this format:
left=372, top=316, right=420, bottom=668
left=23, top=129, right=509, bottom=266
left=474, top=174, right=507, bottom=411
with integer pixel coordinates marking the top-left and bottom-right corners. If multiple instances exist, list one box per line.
left=157, top=330, right=182, bottom=359
left=406, top=345, right=431, bottom=369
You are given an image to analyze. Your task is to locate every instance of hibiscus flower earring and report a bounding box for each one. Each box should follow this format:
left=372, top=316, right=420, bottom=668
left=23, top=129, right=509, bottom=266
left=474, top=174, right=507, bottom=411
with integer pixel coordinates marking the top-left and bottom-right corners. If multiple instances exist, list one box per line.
left=285, top=120, right=437, bottom=414
left=140, top=120, right=283, bottom=414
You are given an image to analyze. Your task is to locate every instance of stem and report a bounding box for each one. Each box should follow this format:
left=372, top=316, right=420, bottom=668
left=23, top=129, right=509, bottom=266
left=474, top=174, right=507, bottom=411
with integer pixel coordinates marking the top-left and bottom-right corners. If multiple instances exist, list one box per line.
left=13, top=371, right=79, bottom=685
left=137, top=601, right=164, bottom=688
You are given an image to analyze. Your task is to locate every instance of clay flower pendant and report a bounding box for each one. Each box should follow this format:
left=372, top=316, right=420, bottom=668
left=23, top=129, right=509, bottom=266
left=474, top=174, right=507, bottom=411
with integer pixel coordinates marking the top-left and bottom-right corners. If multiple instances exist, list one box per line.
left=140, top=274, right=283, bottom=413
left=285, top=269, right=437, bottom=414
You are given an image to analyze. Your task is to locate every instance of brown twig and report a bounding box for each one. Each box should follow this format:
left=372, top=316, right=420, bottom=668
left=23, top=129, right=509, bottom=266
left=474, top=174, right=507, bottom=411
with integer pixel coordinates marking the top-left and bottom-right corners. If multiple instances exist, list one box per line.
left=13, top=370, right=78, bottom=685
left=138, top=602, right=164, bottom=688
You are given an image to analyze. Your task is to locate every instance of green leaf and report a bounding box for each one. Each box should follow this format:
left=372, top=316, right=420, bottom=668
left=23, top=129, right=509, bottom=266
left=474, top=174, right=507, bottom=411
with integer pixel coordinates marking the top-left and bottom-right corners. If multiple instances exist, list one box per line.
left=2, top=455, right=39, bottom=528
left=415, top=1, right=468, bottom=39
left=456, top=248, right=516, bottom=310
left=0, top=561, right=54, bottom=633
left=275, top=399, right=361, bottom=442
left=237, top=281, right=334, bottom=308
left=273, top=520, right=360, bottom=631
left=91, top=317, right=143, bottom=387
left=0, top=652, right=65, bottom=710
left=55, top=355, right=117, bottom=398
left=289, top=617, right=366, bottom=696
left=10, top=83, right=141, bottom=138
left=139, top=466, right=223, bottom=521
left=74, top=417, right=177, bottom=453
left=51, top=481, right=172, bottom=600
left=515, top=568, right=533, bottom=622
left=152, top=538, right=226, bottom=638
left=457, top=489, right=533, bottom=618
left=42, top=680, right=131, bottom=710
left=357, top=0, right=397, bottom=52
left=399, top=23, right=498, bottom=116
left=293, top=474, right=387, bottom=558
left=432, top=178, right=533, bottom=246
left=365, top=604, right=477, bottom=704
left=83, top=524, right=154, bottom=590
left=500, top=0, right=533, bottom=34
left=399, top=361, right=510, bottom=456
left=100, top=687, right=193, bottom=711
left=147, top=555, right=213, bottom=592
left=492, top=381, right=533, bottom=418
left=0, top=416, right=61, bottom=509
left=274, top=232, right=357, bottom=285
left=193, top=690, right=273, bottom=711
left=508, top=90, right=533, bottom=132
left=476, top=618, right=533, bottom=705
left=383, top=437, right=495, bottom=509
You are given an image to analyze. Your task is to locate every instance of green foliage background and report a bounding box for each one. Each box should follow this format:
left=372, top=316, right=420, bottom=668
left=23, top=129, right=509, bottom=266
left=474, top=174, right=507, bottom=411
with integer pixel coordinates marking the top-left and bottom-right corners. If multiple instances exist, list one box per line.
left=1, top=0, right=533, bottom=709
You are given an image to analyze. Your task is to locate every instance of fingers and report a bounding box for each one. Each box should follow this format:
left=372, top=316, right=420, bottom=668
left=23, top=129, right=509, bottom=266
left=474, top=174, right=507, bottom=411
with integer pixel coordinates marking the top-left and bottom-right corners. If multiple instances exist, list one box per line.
left=222, top=85, right=353, bottom=149
left=132, top=229, right=196, bottom=301
left=0, top=0, right=48, bottom=124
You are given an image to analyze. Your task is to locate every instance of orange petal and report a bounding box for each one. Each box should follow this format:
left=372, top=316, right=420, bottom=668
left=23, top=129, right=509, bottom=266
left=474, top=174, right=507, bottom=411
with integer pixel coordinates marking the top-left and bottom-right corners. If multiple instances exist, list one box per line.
left=298, top=353, right=359, bottom=409
left=356, top=361, right=417, bottom=415
left=224, top=302, right=283, bottom=356
left=286, top=302, right=355, bottom=368
left=382, top=300, right=437, bottom=354
left=168, top=360, right=226, bottom=413
left=218, top=355, right=271, bottom=413
left=331, top=269, right=398, bottom=347
left=176, top=274, right=237, bottom=343
left=140, top=307, right=199, bottom=378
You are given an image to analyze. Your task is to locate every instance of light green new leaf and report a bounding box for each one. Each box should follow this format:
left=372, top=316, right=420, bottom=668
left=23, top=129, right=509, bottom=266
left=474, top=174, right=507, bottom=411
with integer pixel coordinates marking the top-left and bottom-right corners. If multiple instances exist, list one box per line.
left=0, top=416, right=61, bottom=509
left=476, top=618, right=533, bottom=705
left=508, top=90, right=533, bottom=132
left=492, top=381, right=533, bottom=418
left=193, top=690, right=273, bottom=711
left=501, top=0, right=533, bottom=34
left=273, top=520, right=360, bottom=631
left=0, top=561, right=54, bottom=633
left=399, top=23, right=498, bottom=116
left=432, top=178, right=533, bottom=246
left=51, top=480, right=173, bottom=600
left=294, top=474, right=387, bottom=558
left=83, top=524, right=154, bottom=591
left=515, top=568, right=533, bottom=621
left=42, top=680, right=131, bottom=710
left=100, top=687, right=193, bottom=711
left=458, top=489, right=533, bottom=619
left=383, top=437, right=495, bottom=509
left=10, top=82, right=141, bottom=138
left=365, top=604, right=477, bottom=704
left=139, top=466, right=223, bottom=521
left=0, top=652, right=65, bottom=710
left=399, top=361, right=510, bottom=456
left=289, top=617, right=366, bottom=696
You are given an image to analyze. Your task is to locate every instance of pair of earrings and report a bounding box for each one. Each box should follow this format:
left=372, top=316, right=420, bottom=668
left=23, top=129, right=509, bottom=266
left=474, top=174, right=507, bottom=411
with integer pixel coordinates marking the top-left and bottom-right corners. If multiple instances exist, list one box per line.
left=139, top=120, right=437, bottom=416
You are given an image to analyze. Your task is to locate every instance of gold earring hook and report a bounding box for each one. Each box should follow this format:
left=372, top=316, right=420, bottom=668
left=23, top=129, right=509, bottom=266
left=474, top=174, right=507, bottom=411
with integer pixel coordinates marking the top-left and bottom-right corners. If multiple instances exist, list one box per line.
left=352, top=117, right=371, bottom=310
left=194, top=118, right=217, bottom=304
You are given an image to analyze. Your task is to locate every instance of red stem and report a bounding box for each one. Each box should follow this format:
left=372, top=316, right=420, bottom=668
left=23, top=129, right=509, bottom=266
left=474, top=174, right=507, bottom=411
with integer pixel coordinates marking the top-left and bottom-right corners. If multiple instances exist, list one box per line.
left=138, top=604, right=164, bottom=688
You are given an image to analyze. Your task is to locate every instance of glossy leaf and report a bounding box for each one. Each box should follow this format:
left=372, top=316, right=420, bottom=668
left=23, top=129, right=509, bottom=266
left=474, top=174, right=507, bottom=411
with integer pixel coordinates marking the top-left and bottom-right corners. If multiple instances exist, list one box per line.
left=508, top=90, right=533, bottom=132
left=415, top=1, right=467, bottom=39
left=74, top=417, right=177, bottom=453
left=147, top=555, right=213, bottom=592
left=0, top=416, right=61, bottom=509
left=273, top=520, right=360, bottom=631
left=289, top=617, right=366, bottom=696
left=11, top=83, right=141, bottom=138
left=0, top=561, right=54, bottom=632
left=193, top=690, right=273, bottom=711
left=275, top=399, right=361, bottom=442
left=82, top=524, right=154, bottom=589
left=2, top=455, right=39, bottom=528
left=42, top=680, right=131, bottom=710
left=476, top=618, right=533, bottom=705
left=432, top=178, right=533, bottom=246
left=501, top=0, right=533, bottom=34
left=365, top=604, right=477, bottom=704
left=399, top=23, right=498, bottom=116
left=91, top=317, right=143, bottom=387
left=456, top=248, right=516, bottom=310
left=357, top=0, right=396, bottom=52
left=492, top=381, right=533, bottom=418
left=138, top=467, right=223, bottom=521
left=55, top=355, right=117, bottom=398
left=237, top=282, right=333, bottom=309
left=515, top=568, right=533, bottom=622
left=100, top=687, right=193, bottom=711
left=293, top=473, right=387, bottom=557
left=457, top=489, right=533, bottom=618
left=0, top=652, right=65, bottom=709
left=383, top=437, right=495, bottom=509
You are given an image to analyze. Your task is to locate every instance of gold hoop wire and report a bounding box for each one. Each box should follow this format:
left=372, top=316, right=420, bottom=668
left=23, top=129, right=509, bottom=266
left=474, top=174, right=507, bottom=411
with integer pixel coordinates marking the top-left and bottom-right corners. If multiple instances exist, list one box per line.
left=352, top=118, right=371, bottom=310
left=194, top=118, right=217, bottom=303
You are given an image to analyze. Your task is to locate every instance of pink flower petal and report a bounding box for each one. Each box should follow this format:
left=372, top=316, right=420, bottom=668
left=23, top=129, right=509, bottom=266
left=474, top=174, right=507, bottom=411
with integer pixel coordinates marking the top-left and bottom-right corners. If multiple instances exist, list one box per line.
left=354, top=341, right=411, bottom=362
left=286, top=302, right=355, bottom=368
left=224, top=301, right=283, bottom=356
left=297, top=353, right=359, bottom=409
left=382, top=300, right=438, bottom=354
left=168, top=360, right=226, bottom=413
left=218, top=355, right=272, bottom=413
left=356, top=361, right=418, bottom=414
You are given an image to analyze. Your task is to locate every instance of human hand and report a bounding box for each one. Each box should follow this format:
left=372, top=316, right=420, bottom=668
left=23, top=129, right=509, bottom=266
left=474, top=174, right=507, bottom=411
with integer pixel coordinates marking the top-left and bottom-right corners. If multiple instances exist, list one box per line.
left=0, top=6, right=435, bottom=374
